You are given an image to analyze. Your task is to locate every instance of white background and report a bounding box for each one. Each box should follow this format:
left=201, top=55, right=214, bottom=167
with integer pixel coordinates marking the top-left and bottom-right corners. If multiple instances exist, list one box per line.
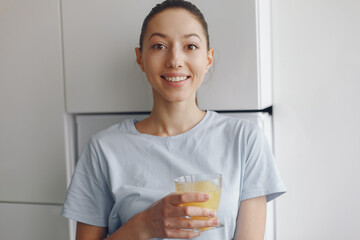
left=272, top=0, right=360, bottom=239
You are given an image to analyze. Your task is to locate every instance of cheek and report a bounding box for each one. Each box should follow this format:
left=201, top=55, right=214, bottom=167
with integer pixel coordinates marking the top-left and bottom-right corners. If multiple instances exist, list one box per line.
left=143, top=56, right=160, bottom=75
left=189, top=55, right=209, bottom=75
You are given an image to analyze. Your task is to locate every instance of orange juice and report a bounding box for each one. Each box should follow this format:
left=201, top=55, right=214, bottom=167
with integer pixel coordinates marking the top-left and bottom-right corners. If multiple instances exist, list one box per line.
left=175, top=180, right=221, bottom=223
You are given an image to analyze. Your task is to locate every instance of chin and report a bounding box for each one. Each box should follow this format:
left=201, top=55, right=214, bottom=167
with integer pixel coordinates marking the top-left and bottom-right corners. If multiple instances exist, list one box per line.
left=153, top=89, right=196, bottom=104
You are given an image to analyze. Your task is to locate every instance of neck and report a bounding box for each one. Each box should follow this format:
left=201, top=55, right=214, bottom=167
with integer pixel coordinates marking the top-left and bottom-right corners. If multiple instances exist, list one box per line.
left=136, top=92, right=206, bottom=137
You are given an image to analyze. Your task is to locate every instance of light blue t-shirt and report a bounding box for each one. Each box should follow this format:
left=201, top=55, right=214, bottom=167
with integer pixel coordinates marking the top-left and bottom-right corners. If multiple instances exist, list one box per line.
left=61, top=110, right=286, bottom=239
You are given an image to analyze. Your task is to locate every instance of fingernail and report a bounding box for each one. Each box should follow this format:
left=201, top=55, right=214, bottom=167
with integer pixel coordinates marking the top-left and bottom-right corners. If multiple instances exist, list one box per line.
left=212, top=218, right=219, bottom=225
left=209, top=210, right=215, bottom=217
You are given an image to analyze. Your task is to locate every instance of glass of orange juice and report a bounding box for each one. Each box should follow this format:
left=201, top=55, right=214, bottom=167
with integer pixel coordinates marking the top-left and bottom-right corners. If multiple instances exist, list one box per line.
left=174, top=173, right=224, bottom=232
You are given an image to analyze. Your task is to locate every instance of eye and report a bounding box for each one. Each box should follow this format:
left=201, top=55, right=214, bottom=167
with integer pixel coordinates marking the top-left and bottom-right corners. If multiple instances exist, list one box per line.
left=151, top=43, right=166, bottom=50
left=186, top=44, right=199, bottom=50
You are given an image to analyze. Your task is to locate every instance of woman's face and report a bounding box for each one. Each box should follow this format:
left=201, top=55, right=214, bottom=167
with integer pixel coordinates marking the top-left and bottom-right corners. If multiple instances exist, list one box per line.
left=136, top=8, right=214, bottom=104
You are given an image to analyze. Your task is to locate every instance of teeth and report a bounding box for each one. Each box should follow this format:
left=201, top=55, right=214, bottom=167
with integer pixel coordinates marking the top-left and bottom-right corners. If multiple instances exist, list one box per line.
left=164, top=76, right=188, bottom=82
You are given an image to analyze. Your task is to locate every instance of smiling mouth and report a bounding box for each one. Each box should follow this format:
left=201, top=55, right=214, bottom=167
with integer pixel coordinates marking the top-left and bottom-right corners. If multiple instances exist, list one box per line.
left=161, top=75, right=190, bottom=82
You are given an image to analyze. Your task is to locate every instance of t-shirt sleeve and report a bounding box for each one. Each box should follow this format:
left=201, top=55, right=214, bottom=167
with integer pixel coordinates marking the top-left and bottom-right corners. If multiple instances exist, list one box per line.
left=240, top=121, right=286, bottom=202
left=61, top=137, right=114, bottom=227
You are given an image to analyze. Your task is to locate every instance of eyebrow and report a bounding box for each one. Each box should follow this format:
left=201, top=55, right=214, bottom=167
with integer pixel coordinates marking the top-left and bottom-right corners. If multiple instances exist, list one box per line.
left=148, top=32, right=202, bottom=41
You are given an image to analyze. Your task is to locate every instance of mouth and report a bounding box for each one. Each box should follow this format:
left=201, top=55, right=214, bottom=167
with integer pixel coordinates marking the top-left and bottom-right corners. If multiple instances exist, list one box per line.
left=161, top=75, right=190, bottom=82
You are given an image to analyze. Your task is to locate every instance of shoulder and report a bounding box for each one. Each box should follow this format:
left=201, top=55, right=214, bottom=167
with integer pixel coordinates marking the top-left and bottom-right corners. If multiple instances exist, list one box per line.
left=206, top=110, right=251, bottom=132
left=205, top=111, right=267, bottom=144
left=196, top=111, right=255, bottom=146
left=90, top=118, right=137, bottom=147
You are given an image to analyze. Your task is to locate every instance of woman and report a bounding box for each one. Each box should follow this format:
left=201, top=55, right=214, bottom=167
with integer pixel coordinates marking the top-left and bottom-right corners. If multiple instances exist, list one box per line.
left=61, top=0, right=286, bottom=239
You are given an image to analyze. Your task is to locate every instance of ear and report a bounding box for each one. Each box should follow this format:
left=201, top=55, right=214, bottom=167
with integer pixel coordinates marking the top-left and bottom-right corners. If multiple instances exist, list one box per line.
left=205, top=48, right=214, bottom=72
left=135, top=47, right=145, bottom=72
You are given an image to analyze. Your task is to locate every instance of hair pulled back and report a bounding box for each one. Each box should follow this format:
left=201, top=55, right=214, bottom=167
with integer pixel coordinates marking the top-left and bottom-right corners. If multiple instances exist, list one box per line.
left=139, top=0, right=210, bottom=51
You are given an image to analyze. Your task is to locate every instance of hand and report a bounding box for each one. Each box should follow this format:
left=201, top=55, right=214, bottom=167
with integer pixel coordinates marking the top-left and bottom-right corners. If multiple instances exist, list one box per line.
left=140, top=192, right=220, bottom=239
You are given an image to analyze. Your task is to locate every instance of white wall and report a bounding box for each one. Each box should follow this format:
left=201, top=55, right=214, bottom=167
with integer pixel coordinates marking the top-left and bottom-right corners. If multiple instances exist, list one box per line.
left=272, top=0, right=360, bottom=239
left=0, top=0, right=69, bottom=239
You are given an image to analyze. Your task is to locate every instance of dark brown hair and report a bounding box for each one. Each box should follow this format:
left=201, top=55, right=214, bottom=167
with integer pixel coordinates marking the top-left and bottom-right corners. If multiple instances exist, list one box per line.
left=139, top=0, right=210, bottom=51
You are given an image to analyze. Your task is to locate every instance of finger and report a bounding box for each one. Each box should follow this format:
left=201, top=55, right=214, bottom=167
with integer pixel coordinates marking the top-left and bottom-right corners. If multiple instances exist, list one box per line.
left=166, top=217, right=220, bottom=230
left=175, top=206, right=216, bottom=218
left=161, top=204, right=215, bottom=218
left=169, top=192, right=209, bottom=205
left=163, top=228, right=201, bottom=239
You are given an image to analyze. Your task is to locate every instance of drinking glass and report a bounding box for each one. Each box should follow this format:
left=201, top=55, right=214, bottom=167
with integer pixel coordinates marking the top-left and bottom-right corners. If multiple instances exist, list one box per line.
left=174, top=173, right=224, bottom=232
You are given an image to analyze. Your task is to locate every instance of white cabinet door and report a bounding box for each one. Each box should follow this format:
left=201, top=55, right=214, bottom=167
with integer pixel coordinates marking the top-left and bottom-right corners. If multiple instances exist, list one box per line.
left=0, top=203, right=69, bottom=240
left=0, top=0, right=67, bottom=203
left=196, top=0, right=273, bottom=111
left=62, top=0, right=272, bottom=113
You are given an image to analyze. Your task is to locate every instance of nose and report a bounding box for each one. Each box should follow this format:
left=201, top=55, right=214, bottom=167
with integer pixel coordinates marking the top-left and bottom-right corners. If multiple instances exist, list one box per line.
left=166, top=46, right=183, bottom=68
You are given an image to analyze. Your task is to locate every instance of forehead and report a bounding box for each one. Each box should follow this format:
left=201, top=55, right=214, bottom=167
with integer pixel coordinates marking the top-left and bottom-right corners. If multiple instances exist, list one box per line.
left=145, top=8, right=205, bottom=39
